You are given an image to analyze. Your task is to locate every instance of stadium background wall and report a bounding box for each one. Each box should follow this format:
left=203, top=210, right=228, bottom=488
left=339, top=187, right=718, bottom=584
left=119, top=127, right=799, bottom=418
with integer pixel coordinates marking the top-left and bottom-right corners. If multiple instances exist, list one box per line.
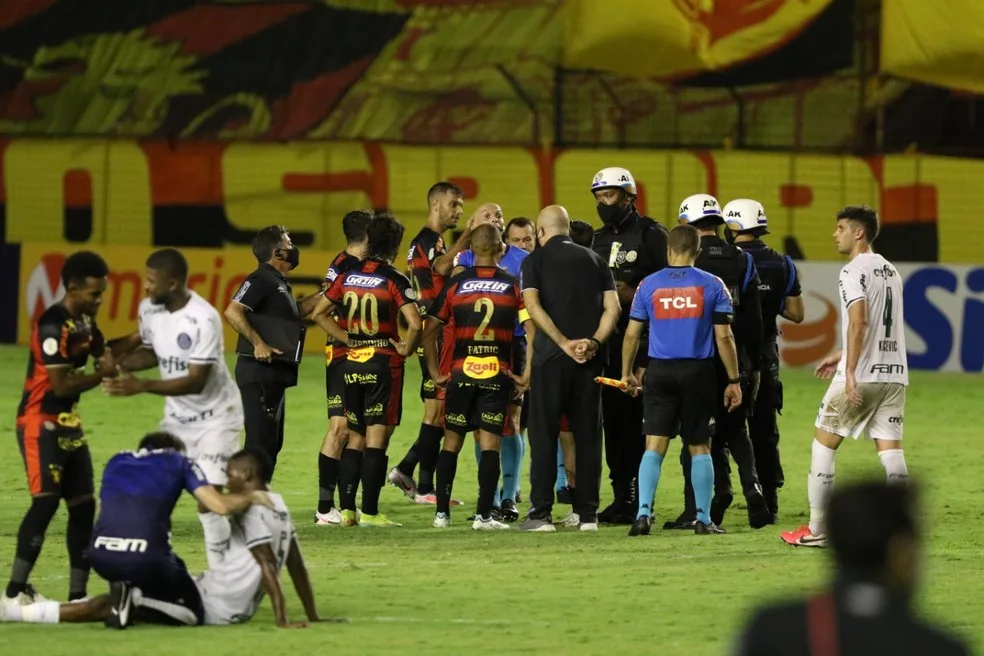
left=1, top=140, right=982, bottom=372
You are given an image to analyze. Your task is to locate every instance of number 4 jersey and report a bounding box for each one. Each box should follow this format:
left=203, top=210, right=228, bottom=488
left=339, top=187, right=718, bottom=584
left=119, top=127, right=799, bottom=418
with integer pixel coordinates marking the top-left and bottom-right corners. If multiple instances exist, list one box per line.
left=836, top=252, right=908, bottom=386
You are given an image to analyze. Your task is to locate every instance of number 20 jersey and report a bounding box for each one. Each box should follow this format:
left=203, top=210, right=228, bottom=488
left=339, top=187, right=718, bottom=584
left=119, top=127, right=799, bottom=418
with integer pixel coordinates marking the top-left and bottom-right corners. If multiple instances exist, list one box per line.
left=835, top=252, right=908, bottom=386
left=324, top=258, right=417, bottom=366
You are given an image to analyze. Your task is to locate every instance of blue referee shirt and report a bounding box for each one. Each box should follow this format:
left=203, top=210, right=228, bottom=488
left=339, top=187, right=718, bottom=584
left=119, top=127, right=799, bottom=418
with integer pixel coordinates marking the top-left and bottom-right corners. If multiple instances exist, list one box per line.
left=629, top=266, right=734, bottom=360
left=455, top=244, right=529, bottom=337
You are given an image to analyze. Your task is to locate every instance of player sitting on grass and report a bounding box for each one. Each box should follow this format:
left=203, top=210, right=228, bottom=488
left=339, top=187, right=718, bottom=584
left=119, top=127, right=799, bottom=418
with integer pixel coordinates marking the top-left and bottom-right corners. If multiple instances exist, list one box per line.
left=1, top=439, right=325, bottom=629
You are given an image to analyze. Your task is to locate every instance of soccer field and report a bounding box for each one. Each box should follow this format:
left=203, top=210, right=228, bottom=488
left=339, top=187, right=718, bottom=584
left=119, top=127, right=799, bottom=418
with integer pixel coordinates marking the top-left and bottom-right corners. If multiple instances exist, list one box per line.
left=0, top=344, right=980, bottom=655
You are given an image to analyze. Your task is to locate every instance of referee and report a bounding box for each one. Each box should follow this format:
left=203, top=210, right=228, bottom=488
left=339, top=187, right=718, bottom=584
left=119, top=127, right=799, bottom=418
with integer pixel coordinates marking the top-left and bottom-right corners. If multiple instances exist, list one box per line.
left=618, top=224, right=741, bottom=537
left=519, top=205, right=620, bottom=532
left=224, top=225, right=309, bottom=478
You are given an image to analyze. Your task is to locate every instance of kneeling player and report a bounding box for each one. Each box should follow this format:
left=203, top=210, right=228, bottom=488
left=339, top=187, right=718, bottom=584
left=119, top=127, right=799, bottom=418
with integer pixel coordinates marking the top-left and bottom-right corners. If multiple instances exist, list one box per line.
left=316, top=213, right=422, bottom=528
left=425, top=224, right=530, bottom=530
left=0, top=433, right=279, bottom=627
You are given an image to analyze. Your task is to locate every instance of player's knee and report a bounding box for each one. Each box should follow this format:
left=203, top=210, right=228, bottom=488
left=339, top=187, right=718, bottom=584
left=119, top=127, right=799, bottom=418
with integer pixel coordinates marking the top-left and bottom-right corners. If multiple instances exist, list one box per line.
left=66, top=497, right=96, bottom=528
left=687, top=442, right=711, bottom=456
left=18, top=495, right=60, bottom=555
left=422, top=401, right=442, bottom=425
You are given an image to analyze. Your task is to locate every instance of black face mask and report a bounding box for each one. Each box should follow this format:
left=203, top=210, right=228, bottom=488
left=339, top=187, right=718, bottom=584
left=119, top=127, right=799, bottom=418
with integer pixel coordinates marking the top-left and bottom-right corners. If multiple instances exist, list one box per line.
left=597, top=203, right=629, bottom=226
left=278, top=247, right=300, bottom=270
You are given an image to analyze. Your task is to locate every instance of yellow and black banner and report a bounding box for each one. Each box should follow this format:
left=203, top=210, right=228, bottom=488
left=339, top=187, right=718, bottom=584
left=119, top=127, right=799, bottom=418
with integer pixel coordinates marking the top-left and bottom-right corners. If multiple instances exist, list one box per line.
left=563, top=0, right=842, bottom=82
left=881, top=0, right=984, bottom=94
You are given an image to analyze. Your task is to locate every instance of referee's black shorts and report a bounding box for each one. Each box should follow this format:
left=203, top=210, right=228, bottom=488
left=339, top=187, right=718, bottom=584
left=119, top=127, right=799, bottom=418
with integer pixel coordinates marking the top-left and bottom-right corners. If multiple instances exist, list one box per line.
left=643, top=358, right=716, bottom=446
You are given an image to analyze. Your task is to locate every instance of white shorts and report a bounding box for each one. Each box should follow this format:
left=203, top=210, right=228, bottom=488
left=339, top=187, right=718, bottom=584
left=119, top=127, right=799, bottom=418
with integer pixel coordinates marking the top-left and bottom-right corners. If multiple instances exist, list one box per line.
left=814, top=381, right=906, bottom=441
left=161, top=420, right=242, bottom=486
left=194, top=572, right=254, bottom=625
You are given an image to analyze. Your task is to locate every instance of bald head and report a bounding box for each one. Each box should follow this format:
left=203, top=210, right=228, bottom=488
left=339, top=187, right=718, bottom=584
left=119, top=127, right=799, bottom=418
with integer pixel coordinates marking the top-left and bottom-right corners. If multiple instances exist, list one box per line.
left=536, top=205, right=571, bottom=243
left=474, top=202, right=505, bottom=231
left=471, top=223, right=503, bottom=256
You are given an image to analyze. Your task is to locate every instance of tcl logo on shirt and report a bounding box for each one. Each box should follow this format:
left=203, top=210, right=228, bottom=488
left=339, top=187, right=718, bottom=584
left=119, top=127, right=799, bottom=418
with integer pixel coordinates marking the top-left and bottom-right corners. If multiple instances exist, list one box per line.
left=653, top=286, right=704, bottom=319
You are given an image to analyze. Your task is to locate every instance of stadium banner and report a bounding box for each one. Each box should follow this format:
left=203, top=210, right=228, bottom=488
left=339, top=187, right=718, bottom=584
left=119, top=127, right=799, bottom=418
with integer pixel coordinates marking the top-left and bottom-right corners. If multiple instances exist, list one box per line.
left=17, top=243, right=334, bottom=356
left=564, top=0, right=835, bottom=80
left=881, top=0, right=984, bottom=94
left=4, top=141, right=984, bottom=265
left=778, top=262, right=984, bottom=373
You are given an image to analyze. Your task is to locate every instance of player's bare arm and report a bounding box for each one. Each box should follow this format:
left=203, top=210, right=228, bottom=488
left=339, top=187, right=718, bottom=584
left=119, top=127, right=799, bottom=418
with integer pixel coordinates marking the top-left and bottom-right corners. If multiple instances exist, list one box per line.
left=296, top=292, right=323, bottom=319
left=782, top=294, right=805, bottom=323
left=102, top=362, right=212, bottom=398
left=285, top=536, right=323, bottom=623
left=432, top=208, right=491, bottom=276
left=714, top=323, right=743, bottom=412
left=393, top=302, right=423, bottom=357
left=104, top=331, right=143, bottom=358
left=47, top=348, right=116, bottom=398
left=508, top=319, right=535, bottom=393
left=193, top=485, right=274, bottom=515
left=815, top=350, right=843, bottom=379
left=619, top=319, right=644, bottom=391
left=844, top=299, right=868, bottom=405
left=224, top=301, right=280, bottom=362
left=420, top=315, right=446, bottom=386
left=310, top=295, right=350, bottom=346
left=118, top=346, right=159, bottom=372
left=250, top=542, right=305, bottom=628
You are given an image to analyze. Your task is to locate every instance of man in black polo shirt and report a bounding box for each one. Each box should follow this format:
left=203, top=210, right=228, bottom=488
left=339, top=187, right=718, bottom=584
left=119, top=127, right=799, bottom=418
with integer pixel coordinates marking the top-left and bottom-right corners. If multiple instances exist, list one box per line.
left=519, top=205, right=620, bottom=532
left=224, top=225, right=306, bottom=477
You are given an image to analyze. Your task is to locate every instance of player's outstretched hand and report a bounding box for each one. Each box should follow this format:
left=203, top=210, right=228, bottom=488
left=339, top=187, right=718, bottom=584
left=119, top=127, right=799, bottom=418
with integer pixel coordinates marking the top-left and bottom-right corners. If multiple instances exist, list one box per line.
left=390, top=338, right=414, bottom=358
left=101, top=370, right=145, bottom=397
left=845, top=372, right=863, bottom=406
left=249, top=490, right=276, bottom=510
left=724, top=382, right=742, bottom=412
left=508, top=371, right=530, bottom=395
left=814, top=351, right=841, bottom=379
left=433, top=372, right=450, bottom=389
left=95, top=350, right=117, bottom=377
left=620, top=373, right=641, bottom=398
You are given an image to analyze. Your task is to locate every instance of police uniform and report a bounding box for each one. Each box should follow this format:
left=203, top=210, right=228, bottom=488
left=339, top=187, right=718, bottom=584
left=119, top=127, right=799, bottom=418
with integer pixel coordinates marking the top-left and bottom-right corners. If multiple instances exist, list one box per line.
left=231, top=263, right=301, bottom=475
left=741, top=238, right=800, bottom=515
left=591, top=211, right=668, bottom=522
left=673, top=194, right=769, bottom=530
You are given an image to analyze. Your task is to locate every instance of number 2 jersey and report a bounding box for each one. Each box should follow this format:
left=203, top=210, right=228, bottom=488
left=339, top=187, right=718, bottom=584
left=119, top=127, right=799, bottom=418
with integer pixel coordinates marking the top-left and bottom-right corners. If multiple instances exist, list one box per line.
left=324, top=258, right=417, bottom=366
left=429, top=266, right=527, bottom=384
left=835, top=252, right=908, bottom=386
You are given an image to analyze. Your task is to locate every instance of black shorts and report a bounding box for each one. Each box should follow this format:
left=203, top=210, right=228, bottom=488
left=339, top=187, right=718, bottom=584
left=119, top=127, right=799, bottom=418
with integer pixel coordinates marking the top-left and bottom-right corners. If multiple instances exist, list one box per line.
left=90, top=549, right=204, bottom=626
left=16, top=420, right=94, bottom=498
left=444, top=376, right=511, bottom=435
left=326, top=356, right=346, bottom=419
left=344, top=358, right=405, bottom=433
left=642, top=359, right=717, bottom=446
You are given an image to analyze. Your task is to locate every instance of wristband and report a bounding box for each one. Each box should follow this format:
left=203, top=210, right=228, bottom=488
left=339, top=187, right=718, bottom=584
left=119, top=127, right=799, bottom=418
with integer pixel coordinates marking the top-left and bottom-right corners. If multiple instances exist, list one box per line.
left=589, top=337, right=602, bottom=349
left=728, top=377, right=741, bottom=385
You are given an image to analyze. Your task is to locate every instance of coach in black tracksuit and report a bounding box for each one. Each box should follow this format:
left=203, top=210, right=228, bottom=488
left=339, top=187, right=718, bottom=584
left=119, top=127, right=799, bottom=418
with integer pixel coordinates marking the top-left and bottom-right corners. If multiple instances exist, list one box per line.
left=667, top=194, right=770, bottom=530
left=589, top=167, right=669, bottom=524
left=724, top=198, right=804, bottom=521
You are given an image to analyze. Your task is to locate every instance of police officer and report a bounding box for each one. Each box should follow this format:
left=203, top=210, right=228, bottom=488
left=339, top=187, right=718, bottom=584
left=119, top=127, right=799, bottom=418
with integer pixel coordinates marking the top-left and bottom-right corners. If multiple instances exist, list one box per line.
left=589, top=167, right=669, bottom=524
left=618, top=224, right=739, bottom=537
left=723, top=199, right=804, bottom=522
left=667, top=194, right=771, bottom=530
left=225, top=225, right=306, bottom=478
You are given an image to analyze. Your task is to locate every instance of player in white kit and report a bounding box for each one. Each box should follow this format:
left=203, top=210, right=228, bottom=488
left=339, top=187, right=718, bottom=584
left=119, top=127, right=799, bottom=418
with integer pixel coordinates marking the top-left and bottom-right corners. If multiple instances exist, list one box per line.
left=0, top=448, right=326, bottom=628
left=781, top=206, right=909, bottom=548
left=103, top=249, right=244, bottom=563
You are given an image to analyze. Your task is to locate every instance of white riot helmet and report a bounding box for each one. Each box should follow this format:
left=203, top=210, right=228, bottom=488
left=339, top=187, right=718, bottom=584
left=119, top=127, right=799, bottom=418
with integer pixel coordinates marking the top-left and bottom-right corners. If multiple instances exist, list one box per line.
left=678, top=194, right=722, bottom=224
left=590, top=167, right=637, bottom=197
left=723, top=198, right=769, bottom=234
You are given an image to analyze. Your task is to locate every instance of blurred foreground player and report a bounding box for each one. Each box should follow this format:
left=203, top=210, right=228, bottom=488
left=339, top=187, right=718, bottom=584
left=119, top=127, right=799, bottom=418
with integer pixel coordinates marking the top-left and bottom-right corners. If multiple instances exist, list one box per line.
left=737, top=481, right=970, bottom=655
left=723, top=199, right=804, bottom=521
left=5, top=251, right=113, bottom=610
left=317, top=213, right=422, bottom=527
left=426, top=224, right=532, bottom=529
left=312, top=210, right=372, bottom=525
left=782, top=206, right=909, bottom=548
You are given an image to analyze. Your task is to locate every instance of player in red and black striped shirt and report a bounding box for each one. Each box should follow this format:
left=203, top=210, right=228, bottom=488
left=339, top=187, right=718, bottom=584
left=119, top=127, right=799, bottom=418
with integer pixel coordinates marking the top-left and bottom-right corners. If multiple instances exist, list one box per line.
left=310, top=210, right=372, bottom=525
left=7, top=252, right=115, bottom=610
left=422, top=224, right=532, bottom=530
left=317, top=213, right=422, bottom=528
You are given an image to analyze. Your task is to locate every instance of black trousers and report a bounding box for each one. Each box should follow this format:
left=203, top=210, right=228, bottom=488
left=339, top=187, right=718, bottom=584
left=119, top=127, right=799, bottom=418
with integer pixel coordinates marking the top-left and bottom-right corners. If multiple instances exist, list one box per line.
left=748, top=372, right=784, bottom=492
left=239, top=382, right=287, bottom=477
left=528, top=357, right=603, bottom=521
left=602, top=385, right=644, bottom=485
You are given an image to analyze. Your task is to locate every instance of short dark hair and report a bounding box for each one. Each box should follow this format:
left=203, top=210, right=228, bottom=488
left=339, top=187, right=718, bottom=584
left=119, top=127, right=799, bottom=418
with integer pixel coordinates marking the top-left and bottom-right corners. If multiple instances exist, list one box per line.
left=569, top=220, right=595, bottom=248
left=61, top=251, right=109, bottom=289
left=837, top=205, right=880, bottom=243
left=252, top=225, right=289, bottom=263
left=668, top=224, right=700, bottom=257
left=427, top=181, right=463, bottom=205
left=367, top=212, right=405, bottom=261
left=471, top=224, right=502, bottom=256
left=138, top=431, right=186, bottom=453
left=229, top=447, right=274, bottom=484
left=146, top=248, right=188, bottom=283
left=504, top=217, right=533, bottom=237
left=828, top=480, right=919, bottom=574
left=342, top=210, right=373, bottom=245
